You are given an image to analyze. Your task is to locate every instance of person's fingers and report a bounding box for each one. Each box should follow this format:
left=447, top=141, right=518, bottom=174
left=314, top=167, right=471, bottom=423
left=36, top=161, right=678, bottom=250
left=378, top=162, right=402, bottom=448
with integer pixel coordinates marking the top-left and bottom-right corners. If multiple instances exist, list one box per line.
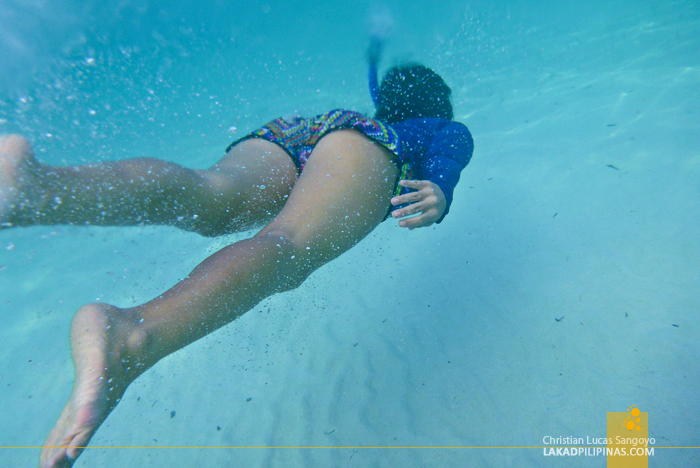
left=391, top=181, right=438, bottom=206
left=398, top=211, right=437, bottom=229
left=398, top=179, right=430, bottom=190
left=390, top=190, right=423, bottom=205
left=390, top=180, right=444, bottom=229
left=391, top=199, right=429, bottom=218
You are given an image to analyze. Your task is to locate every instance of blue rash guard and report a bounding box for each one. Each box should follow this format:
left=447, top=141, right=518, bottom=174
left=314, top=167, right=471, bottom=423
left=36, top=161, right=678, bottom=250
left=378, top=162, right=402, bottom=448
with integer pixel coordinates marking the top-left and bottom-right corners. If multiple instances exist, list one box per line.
left=390, top=117, right=473, bottom=223
left=367, top=40, right=473, bottom=223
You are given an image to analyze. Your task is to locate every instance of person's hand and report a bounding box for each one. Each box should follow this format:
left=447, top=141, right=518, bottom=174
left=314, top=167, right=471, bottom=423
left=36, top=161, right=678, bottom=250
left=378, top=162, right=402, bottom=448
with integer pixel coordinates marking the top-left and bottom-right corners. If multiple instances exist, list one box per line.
left=390, top=180, right=446, bottom=229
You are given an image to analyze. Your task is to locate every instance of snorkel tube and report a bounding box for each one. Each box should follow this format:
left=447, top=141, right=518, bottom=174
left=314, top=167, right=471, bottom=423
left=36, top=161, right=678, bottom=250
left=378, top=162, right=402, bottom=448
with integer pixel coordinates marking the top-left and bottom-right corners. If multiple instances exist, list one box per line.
left=368, top=36, right=383, bottom=108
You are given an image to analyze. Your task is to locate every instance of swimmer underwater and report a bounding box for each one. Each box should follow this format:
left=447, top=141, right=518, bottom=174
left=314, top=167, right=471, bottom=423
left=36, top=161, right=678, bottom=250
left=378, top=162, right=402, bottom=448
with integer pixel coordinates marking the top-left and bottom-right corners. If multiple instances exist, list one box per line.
left=0, top=38, right=473, bottom=467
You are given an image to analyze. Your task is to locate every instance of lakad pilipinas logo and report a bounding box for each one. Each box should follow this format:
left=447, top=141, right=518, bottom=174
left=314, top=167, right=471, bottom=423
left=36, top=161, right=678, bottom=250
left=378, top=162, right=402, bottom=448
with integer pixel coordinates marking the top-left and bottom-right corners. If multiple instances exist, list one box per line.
left=542, top=406, right=653, bottom=466
left=607, top=406, right=652, bottom=467
left=622, top=405, right=644, bottom=432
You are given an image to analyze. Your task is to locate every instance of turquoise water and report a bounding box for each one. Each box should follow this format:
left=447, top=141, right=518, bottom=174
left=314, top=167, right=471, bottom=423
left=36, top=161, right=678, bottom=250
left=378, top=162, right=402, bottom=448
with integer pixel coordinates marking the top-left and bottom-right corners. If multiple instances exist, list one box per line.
left=1, top=0, right=699, bottom=466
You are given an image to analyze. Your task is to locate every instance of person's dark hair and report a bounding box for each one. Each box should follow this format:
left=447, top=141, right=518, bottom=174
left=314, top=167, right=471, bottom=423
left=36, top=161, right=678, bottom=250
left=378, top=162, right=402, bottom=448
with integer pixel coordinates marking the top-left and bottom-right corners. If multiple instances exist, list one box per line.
left=374, top=64, right=453, bottom=124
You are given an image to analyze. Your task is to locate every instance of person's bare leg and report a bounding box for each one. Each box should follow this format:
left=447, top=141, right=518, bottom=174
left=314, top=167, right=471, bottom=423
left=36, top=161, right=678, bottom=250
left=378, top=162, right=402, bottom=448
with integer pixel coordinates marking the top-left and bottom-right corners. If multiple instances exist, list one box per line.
left=0, top=136, right=297, bottom=236
left=0, top=135, right=37, bottom=226
left=39, top=130, right=399, bottom=467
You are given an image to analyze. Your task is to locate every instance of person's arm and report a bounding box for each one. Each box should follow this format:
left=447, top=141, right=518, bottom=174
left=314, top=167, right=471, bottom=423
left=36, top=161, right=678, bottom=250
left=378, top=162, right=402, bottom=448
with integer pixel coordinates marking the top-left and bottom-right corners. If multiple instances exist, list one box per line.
left=391, top=122, right=473, bottom=228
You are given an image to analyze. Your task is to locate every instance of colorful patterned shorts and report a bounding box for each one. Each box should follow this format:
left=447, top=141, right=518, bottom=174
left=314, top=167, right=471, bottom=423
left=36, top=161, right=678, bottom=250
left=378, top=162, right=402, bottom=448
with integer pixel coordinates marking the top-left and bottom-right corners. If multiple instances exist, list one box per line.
left=226, top=109, right=414, bottom=205
left=226, top=109, right=414, bottom=218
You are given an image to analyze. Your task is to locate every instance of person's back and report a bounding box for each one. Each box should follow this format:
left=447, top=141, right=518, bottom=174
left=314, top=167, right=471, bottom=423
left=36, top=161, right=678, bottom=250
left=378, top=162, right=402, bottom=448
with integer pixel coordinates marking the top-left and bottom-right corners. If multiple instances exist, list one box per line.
left=370, top=63, right=474, bottom=224
left=390, top=116, right=473, bottom=221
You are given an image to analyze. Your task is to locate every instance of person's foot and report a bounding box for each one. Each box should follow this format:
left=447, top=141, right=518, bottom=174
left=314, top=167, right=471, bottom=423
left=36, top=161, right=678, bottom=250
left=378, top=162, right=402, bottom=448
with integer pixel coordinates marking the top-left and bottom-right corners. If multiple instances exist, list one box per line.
left=39, top=303, right=145, bottom=468
left=0, top=134, right=37, bottom=227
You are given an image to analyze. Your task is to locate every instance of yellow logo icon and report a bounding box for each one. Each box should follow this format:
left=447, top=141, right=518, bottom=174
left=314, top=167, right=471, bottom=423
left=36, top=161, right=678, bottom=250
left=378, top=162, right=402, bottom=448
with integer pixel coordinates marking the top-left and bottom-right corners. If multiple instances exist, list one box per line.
left=606, top=406, right=650, bottom=467
left=624, top=406, right=643, bottom=431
